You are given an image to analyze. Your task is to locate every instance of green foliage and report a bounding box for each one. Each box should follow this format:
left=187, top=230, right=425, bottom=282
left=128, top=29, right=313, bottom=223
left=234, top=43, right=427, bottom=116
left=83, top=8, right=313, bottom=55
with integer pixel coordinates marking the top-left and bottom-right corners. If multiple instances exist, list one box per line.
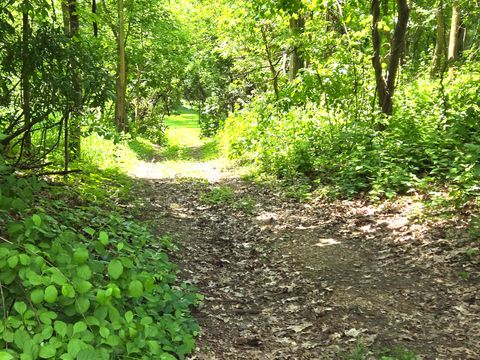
left=200, top=186, right=255, bottom=214
left=342, top=343, right=418, bottom=360
left=0, top=172, right=199, bottom=359
left=221, top=67, right=480, bottom=201
left=200, top=186, right=235, bottom=205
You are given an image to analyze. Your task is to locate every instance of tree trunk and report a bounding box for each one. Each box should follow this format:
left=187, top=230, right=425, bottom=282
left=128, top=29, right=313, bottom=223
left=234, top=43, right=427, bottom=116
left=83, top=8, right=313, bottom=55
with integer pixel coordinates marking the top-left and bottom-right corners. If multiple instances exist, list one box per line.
left=288, top=14, right=305, bottom=82
left=431, top=1, right=446, bottom=77
left=62, top=0, right=82, bottom=160
left=457, top=24, right=467, bottom=55
left=371, top=0, right=409, bottom=117
left=448, top=2, right=461, bottom=64
left=115, top=0, right=127, bottom=133
left=260, top=26, right=279, bottom=99
left=68, top=0, right=81, bottom=159
left=92, top=0, right=98, bottom=37
left=22, top=1, right=32, bottom=154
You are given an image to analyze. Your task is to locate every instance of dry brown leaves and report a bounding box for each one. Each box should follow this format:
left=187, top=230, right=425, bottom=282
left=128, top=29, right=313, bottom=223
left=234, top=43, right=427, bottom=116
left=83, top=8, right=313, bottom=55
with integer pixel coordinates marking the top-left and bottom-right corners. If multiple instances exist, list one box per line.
left=135, top=177, right=479, bottom=360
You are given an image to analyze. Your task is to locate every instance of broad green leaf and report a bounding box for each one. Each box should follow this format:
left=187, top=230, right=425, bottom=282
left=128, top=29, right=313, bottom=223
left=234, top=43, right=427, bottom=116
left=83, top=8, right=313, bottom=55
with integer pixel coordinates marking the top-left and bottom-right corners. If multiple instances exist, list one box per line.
left=128, top=280, right=144, bottom=298
left=75, top=280, right=92, bottom=294
left=99, top=327, right=110, bottom=338
left=0, top=248, right=10, bottom=258
left=67, top=339, right=84, bottom=357
left=41, top=326, right=53, bottom=341
left=76, top=265, right=92, bottom=280
left=77, top=350, right=99, bottom=360
left=7, top=255, right=18, bottom=269
left=141, top=316, right=153, bottom=326
left=160, top=354, right=177, bottom=360
left=14, top=301, right=27, bottom=315
left=31, top=288, right=44, bottom=304
left=73, top=247, right=89, bottom=264
left=19, top=254, right=30, bottom=265
left=54, top=321, right=68, bottom=338
left=51, top=270, right=68, bottom=286
left=38, top=344, right=56, bottom=359
left=108, top=260, right=123, bottom=280
left=85, top=316, right=100, bottom=326
left=75, top=297, right=90, bottom=314
left=2, top=329, right=14, bottom=342
left=26, top=271, right=43, bottom=286
left=44, top=285, right=58, bottom=303
left=99, top=231, right=109, bottom=245
left=59, top=355, right=74, bottom=360
left=83, top=227, right=95, bottom=236
left=39, top=312, right=54, bottom=325
left=73, top=321, right=87, bottom=335
left=62, top=284, right=76, bottom=298
left=14, top=329, right=30, bottom=348
left=0, top=352, right=14, bottom=360
left=32, top=214, right=42, bottom=227
left=125, top=311, right=134, bottom=323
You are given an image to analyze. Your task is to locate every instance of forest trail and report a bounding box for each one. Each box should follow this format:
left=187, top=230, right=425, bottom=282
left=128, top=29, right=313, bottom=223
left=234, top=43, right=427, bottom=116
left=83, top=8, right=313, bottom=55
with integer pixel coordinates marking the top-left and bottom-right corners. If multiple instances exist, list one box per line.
left=130, top=111, right=479, bottom=360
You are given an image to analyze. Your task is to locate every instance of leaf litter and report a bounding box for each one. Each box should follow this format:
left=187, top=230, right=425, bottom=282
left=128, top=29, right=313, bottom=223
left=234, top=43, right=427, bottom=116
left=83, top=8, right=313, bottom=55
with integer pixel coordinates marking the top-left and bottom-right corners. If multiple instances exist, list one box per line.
left=131, top=161, right=480, bottom=360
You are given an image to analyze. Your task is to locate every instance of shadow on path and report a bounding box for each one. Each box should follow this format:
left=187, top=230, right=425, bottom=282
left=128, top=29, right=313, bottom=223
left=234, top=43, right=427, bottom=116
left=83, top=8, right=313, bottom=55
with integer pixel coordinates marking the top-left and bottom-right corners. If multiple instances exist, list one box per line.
left=127, top=109, right=480, bottom=359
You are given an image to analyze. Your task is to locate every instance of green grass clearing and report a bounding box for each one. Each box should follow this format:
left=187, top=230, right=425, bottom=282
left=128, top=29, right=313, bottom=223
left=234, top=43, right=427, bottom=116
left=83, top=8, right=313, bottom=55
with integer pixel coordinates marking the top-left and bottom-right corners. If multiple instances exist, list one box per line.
left=162, top=107, right=220, bottom=161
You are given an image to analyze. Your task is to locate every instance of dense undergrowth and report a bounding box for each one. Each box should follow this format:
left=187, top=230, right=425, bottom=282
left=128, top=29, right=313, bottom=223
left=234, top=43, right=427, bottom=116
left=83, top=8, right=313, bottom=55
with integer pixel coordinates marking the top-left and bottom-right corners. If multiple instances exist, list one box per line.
left=221, top=69, right=480, bottom=203
left=0, top=137, right=200, bottom=359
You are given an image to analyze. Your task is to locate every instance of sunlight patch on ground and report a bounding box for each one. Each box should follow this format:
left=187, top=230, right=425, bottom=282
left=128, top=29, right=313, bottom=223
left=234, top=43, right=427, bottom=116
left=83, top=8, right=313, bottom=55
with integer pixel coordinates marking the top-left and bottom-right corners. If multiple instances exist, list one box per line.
left=314, top=238, right=341, bottom=247
left=131, top=159, right=229, bottom=182
left=166, top=128, right=202, bottom=148
left=131, top=107, right=233, bottom=182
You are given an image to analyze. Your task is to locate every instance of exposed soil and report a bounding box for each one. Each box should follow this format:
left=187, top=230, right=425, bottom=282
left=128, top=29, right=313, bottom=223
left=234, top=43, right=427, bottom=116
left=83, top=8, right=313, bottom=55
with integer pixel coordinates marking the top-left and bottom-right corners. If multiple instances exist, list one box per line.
left=131, top=160, right=480, bottom=360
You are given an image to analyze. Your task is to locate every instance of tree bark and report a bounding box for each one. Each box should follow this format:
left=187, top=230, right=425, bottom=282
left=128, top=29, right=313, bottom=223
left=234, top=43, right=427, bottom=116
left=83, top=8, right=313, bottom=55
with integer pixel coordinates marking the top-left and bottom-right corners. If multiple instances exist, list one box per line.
left=448, top=2, right=461, bottom=63
left=92, top=0, right=98, bottom=37
left=22, top=0, right=32, bottom=153
left=115, top=0, right=127, bottom=133
left=288, top=14, right=305, bottom=82
left=61, top=0, right=81, bottom=161
left=431, top=1, right=446, bottom=77
left=68, top=0, right=81, bottom=159
left=371, top=0, right=409, bottom=117
left=260, top=26, right=279, bottom=99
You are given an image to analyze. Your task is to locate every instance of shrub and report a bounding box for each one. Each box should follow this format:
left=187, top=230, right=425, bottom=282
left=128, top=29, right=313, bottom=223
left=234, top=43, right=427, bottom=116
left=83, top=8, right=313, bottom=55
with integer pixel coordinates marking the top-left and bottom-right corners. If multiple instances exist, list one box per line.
left=220, top=71, right=480, bottom=200
left=0, top=171, right=199, bottom=359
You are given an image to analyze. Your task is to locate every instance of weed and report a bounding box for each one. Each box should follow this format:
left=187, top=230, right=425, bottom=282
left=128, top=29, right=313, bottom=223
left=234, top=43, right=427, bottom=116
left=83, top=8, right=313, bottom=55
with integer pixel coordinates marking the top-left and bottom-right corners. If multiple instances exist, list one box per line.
left=200, top=186, right=256, bottom=214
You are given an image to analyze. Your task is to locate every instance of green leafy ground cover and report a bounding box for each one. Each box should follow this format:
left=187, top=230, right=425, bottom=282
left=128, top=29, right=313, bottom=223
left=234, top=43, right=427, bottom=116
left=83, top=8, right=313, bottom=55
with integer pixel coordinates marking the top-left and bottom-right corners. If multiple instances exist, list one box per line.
left=221, top=71, right=480, bottom=205
left=0, top=135, right=200, bottom=359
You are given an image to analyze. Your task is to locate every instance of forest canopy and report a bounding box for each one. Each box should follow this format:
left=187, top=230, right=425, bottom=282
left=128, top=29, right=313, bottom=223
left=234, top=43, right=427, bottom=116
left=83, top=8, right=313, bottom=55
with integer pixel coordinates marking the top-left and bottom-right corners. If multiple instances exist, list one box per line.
left=0, top=0, right=479, bottom=358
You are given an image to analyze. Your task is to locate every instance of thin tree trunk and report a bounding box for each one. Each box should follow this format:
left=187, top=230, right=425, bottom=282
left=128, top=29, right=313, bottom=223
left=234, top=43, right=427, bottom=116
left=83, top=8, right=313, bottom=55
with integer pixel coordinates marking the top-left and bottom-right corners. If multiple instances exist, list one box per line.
left=68, top=0, right=81, bottom=159
left=431, top=1, right=446, bottom=77
left=371, top=0, right=409, bottom=117
left=22, top=0, right=32, bottom=154
left=92, top=0, right=98, bottom=37
left=61, top=1, right=81, bottom=161
left=115, top=0, right=127, bottom=133
left=260, top=26, right=279, bottom=99
left=448, top=2, right=461, bottom=64
left=457, top=24, right=467, bottom=55
left=288, top=14, right=305, bottom=82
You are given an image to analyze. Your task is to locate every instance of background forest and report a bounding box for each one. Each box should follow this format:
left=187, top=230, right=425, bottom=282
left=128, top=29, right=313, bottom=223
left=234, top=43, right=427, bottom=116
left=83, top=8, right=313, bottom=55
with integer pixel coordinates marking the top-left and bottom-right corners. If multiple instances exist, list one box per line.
left=0, top=0, right=479, bottom=358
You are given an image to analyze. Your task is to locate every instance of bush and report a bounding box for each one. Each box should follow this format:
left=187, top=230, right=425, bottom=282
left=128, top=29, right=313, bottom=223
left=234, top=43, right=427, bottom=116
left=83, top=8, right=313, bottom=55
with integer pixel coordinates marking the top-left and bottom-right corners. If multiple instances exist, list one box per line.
left=0, top=171, right=199, bottom=359
left=220, top=71, right=480, bottom=200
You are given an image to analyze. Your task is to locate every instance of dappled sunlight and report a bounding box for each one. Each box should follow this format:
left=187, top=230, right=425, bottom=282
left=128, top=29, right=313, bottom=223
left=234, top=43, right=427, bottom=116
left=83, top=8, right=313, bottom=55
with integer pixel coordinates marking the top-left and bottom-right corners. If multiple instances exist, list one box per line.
left=314, top=238, right=341, bottom=247
left=131, top=158, right=229, bottom=182
left=130, top=108, right=232, bottom=182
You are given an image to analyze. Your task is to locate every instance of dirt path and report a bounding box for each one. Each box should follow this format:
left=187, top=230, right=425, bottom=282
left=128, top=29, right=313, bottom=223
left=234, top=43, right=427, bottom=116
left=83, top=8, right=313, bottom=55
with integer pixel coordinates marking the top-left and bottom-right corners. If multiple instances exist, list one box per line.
left=130, top=122, right=480, bottom=359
